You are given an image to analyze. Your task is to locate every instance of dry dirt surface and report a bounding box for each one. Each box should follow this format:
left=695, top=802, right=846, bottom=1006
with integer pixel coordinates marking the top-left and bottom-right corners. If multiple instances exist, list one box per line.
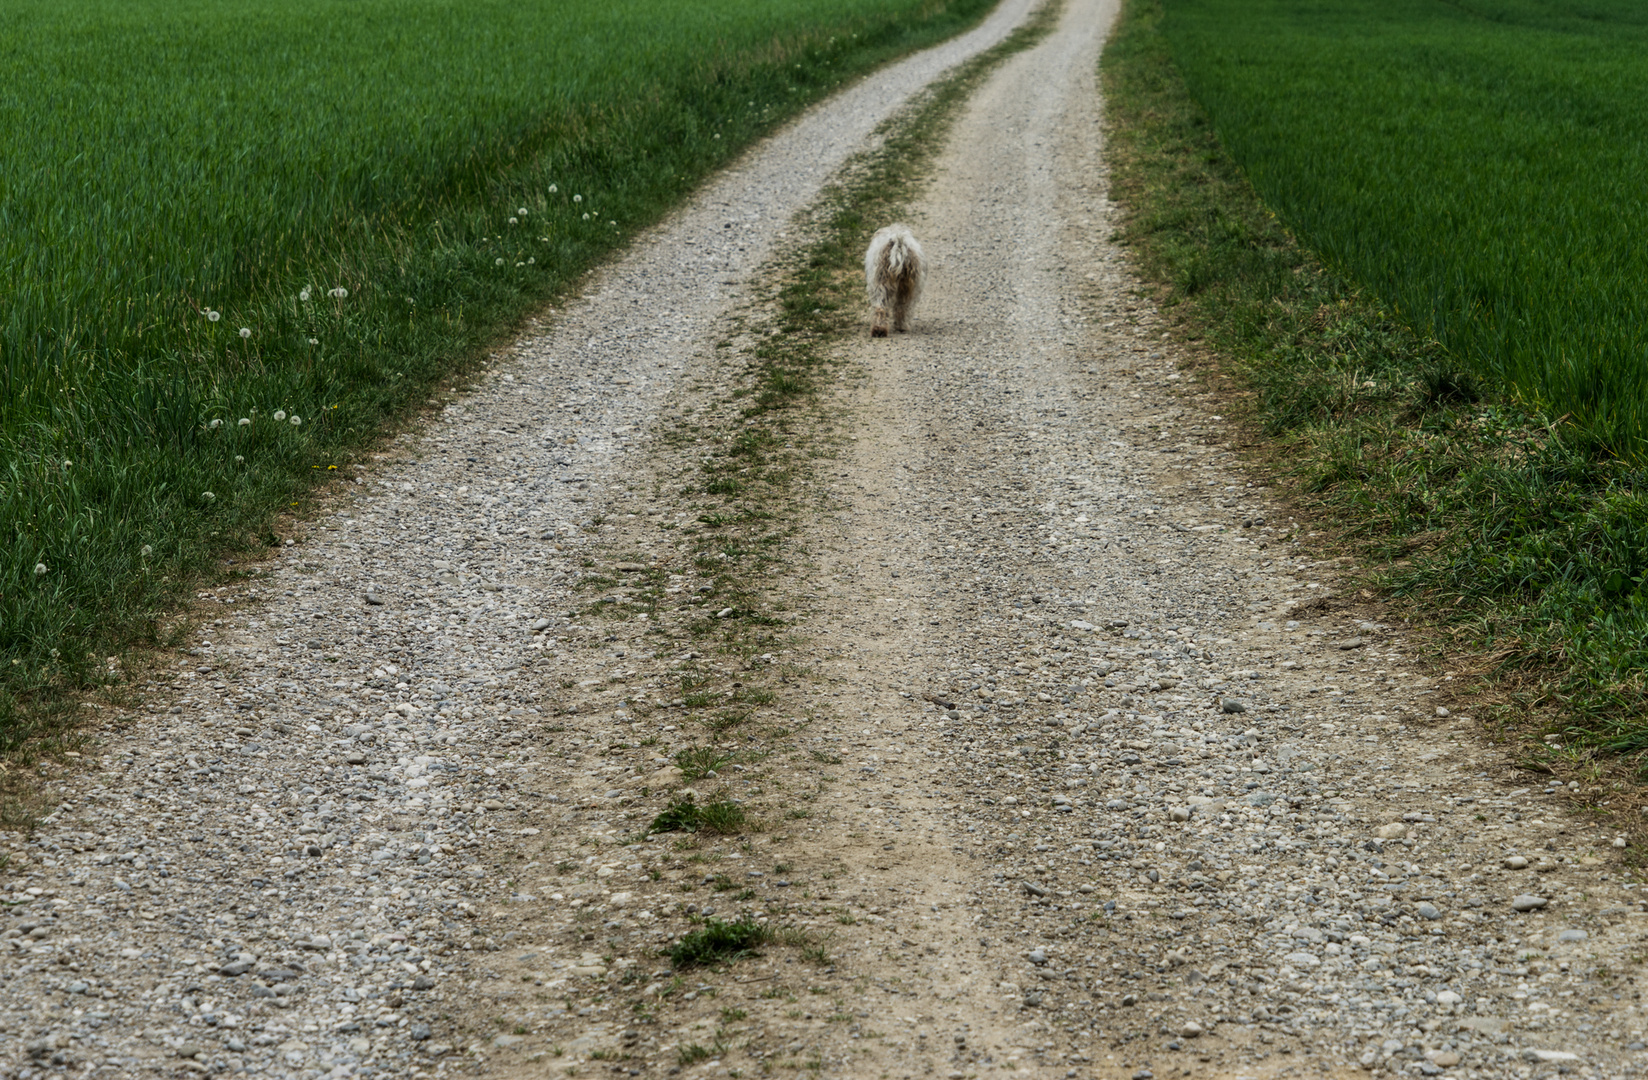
left=6, top=2, right=1648, bottom=1080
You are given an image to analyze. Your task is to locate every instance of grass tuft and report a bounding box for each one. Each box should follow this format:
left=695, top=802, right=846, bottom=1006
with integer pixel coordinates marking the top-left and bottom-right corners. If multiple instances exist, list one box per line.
left=669, top=917, right=774, bottom=969
left=648, top=795, right=747, bottom=836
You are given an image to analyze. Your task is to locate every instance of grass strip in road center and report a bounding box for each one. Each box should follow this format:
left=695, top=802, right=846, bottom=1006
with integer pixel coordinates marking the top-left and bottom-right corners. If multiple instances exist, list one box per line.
left=1103, top=0, right=1648, bottom=788
left=632, top=0, right=1063, bottom=765
left=0, top=0, right=1005, bottom=783
left=541, top=2, right=1062, bottom=954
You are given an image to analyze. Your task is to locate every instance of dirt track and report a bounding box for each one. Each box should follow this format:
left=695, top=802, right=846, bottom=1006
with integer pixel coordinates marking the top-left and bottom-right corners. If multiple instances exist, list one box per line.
left=6, top=1, right=1648, bottom=1079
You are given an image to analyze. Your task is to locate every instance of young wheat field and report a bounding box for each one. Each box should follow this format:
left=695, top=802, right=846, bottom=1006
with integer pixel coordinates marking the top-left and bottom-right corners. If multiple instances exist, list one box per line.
left=1163, top=0, right=1648, bottom=457
left=1110, top=0, right=1648, bottom=755
left=0, top=0, right=993, bottom=752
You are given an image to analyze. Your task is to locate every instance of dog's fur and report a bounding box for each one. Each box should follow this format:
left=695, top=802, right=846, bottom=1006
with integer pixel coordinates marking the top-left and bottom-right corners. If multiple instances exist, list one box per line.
left=864, top=224, right=924, bottom=337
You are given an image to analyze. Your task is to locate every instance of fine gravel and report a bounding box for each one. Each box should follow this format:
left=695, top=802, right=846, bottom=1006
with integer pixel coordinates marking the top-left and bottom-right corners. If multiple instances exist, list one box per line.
left=6, top=2, right=1648, bottom=1080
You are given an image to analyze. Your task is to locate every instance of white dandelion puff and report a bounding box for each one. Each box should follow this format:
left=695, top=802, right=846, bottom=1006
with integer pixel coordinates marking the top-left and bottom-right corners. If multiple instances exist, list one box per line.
left=328, top=286, right=348, bottom=299
left=140, top=544, right=153, bottom=558
left=234, top=455, right=244, bottom=464
left=202, top=491, right=215, bottom=502
left=299, top=287, right=312, bottom=302
left=210, top=418, right=223, bottom=429
left=495, top=257, right=505, bottom=266
left=308, top=337, right=318, bottom=345
left=33, top=563, right=46, bottom=576
left=289, top=415, right=302, bottom=426
left=206, top=310, right=221, bottom=322
left=61, top=459, right=72, bottom=469
left=548, top=184, right=558, bottom=194
left=239, top=327, right=252, bottom=339
left=573, top=194, right=582, bottom=203
left=518, top=207, right=529, bottom=216
left=527, top=257, right=535, bottom=265
left=508, top=217, right=519, bottom=226
left=274, top=410, right=287, bottom=421
left=238, top=417, right=250, bottom=426
left=582, top=213, right=589, bottom=221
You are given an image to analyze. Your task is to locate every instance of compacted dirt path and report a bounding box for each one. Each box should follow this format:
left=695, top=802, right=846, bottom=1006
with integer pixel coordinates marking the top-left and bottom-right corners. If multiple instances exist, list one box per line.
left=7, top=3, right=1648, bottom=1080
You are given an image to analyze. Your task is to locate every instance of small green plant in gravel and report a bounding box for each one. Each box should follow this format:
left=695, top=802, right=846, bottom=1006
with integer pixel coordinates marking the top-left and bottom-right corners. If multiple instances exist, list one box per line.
left=669, top=918, right=775, bottom=969
left=648, top=795, right=747, bottom=836
left=675, top=747, right=732, bottom=781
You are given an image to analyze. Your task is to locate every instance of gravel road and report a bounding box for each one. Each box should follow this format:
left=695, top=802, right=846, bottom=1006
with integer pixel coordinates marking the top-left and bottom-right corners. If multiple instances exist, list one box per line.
left=5, top=1, right=1648, bottom=1080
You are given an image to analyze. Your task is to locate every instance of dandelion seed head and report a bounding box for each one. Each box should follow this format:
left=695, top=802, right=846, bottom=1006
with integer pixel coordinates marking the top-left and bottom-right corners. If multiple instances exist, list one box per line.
left=299, top=288, right=312, bottom=302
left=515, top=261, right=524, bottom=267
left=573, top=194, right=582, bottom=203
left=140, top=544, right=153, bottom=558
left=289, top=415, right=302, bottom=426
left=235, top=455, right=244, bottom=464
left=308, top=337, right=319, bottom=345
left=508, top=217, right=519, bottom=226
left=582, top=213, right=590, bottom=220
left=207, top=310, right=221, bottom=322
left=210, top=418, right=223, bottom=429
left=238, top=417, right=250, bottom=426
left=518, top=207, right=529, bottom=216
left=329, top=286, right=348, bottom=299
left=527, top=257, right=536, bottom=265
left=61, top=459, right=72, bottom=469
left=274, top=410, right=287, bottom=421
left=239, top=327, right=252, bottom=339
left=495, top=257, right=505, bottom=266
left=548, top=184, right=558, bottom=194
left=202, top=491, right=216, bottom=502
left=33, top=563, right=47, bottom=576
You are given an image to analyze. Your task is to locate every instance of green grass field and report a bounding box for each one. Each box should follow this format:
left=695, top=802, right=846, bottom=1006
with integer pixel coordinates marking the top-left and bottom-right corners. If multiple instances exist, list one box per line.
left=1107, top=0, right=1648, bottom=765
left=0, top=0, right=995, bottom=757
left=1160, top=0, right=1648, bottom=459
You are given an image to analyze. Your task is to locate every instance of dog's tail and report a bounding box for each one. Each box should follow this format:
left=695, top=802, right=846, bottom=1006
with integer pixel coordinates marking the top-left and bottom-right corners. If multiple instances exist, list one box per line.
left=866, top=224, right=924, bottom=304
left=880, top=231, right=917, bottom=281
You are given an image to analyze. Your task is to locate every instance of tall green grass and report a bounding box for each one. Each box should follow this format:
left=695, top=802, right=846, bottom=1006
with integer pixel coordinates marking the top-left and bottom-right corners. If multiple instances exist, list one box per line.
left=1160, top=0, right=1648, bottom=458
left=0, top=0, right=996, bottom=757
left=1107, top=0, right=1648, bottom=768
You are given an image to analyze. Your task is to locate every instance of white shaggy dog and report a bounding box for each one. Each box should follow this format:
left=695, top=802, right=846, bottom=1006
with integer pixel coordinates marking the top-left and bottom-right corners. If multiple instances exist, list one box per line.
left=864, top=224, right=924, bottom=337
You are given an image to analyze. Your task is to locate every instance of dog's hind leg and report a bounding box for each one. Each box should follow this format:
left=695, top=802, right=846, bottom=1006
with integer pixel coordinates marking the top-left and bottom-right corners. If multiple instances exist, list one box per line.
left=871, top=305, right=891, bottom=338
left=891, top=276, right=914, bottom=332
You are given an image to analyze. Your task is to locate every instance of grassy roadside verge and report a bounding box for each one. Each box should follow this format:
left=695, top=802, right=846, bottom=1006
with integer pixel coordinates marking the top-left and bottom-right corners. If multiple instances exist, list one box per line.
left=0, top=0, right=1007, bottom=775
left=1102, top=0, right=1648, bottom=793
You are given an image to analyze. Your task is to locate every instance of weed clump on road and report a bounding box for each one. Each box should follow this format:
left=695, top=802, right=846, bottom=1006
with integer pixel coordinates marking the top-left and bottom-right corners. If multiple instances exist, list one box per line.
left=669, top=917, right=774, bottom=968
left=649, top=795, right=747, bottom=836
